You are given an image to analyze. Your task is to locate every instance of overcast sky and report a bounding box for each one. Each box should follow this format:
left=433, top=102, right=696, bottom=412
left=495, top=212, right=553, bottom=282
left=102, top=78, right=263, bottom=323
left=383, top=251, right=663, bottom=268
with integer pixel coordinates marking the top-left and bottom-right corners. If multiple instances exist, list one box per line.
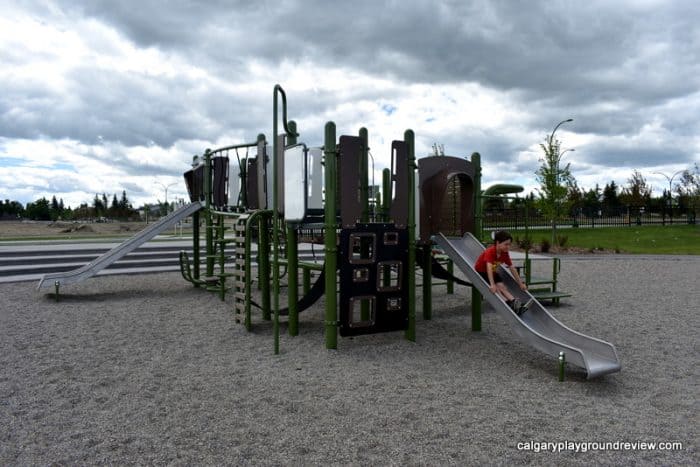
left=1, top=0, right=699, bottom=209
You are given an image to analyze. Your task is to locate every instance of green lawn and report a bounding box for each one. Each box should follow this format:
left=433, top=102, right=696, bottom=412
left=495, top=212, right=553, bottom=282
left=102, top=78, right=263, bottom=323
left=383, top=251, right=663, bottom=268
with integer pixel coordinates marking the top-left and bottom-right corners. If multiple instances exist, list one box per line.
left=525, top=224, right=700, bottom=255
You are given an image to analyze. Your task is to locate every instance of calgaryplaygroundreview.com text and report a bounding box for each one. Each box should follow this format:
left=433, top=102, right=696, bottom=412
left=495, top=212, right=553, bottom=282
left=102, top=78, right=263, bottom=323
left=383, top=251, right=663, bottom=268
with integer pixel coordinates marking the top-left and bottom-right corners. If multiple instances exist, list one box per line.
left=517, top=440, right=684, bottom=454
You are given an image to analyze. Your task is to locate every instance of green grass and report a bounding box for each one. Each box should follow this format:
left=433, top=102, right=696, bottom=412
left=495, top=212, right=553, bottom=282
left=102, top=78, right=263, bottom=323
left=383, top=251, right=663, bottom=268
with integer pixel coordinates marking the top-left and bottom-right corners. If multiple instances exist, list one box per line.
left=527, top=224, right=700, bottom=255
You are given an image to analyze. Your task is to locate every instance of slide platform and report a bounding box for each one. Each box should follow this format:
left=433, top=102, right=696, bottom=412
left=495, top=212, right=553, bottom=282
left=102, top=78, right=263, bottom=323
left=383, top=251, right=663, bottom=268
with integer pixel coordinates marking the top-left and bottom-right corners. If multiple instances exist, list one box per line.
left=434, top=232, right=621, bottom=379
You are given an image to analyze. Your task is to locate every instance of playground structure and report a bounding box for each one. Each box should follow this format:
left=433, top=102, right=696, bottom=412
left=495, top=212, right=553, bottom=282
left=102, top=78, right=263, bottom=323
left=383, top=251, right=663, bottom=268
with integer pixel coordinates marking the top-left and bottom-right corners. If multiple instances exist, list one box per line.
left=38, top=85, right=620, bottom=379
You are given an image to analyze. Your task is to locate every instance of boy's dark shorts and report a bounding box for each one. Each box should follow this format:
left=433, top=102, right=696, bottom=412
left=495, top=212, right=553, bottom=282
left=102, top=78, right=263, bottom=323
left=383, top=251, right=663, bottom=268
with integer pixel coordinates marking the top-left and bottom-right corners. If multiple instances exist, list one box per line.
left=478, top=271, right=503, bottom=283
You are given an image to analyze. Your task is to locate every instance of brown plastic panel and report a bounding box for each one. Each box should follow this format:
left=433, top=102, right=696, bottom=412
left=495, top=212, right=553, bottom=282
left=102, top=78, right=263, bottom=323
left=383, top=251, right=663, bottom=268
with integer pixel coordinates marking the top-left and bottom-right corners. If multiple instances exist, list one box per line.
left=418, top=156, right=475, bottom=241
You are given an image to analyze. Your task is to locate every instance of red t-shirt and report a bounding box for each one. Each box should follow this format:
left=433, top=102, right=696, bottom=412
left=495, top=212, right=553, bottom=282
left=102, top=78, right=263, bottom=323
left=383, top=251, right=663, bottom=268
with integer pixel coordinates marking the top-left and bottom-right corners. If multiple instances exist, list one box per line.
left=474, top=245, right=512, bottom=273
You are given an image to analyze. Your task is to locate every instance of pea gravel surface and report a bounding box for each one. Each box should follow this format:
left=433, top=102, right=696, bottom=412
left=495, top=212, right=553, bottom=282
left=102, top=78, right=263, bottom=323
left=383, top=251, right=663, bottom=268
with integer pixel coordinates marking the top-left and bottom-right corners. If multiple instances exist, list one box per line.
left=1, top=255, right=697, bottom=465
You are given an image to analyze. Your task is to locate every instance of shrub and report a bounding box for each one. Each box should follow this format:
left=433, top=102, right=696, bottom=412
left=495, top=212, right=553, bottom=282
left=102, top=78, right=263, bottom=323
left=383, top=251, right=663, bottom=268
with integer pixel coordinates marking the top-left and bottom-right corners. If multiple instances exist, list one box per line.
left=540, top=238, right=551, bottom=253
left=556, top=235, right=568, bottom=248
left=515, top=235, right=533, bottom=251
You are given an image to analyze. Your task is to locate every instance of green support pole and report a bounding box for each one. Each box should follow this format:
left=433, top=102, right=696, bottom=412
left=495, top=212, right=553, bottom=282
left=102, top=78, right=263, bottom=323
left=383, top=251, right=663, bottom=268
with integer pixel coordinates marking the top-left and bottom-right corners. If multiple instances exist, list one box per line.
left=192, top=210, right=200, bottom=287
left=405, top=129, right=416, bottom=342
left=287, top=121, right=299, bottom=337
left=446, top=259, right=454, bottom=294
left=272, top=86, right=298, bottom=353
left=559, top=351, right=566, bottom=381
left=422, top=244, right=432, bottom=320
left=324, top=121, right=338, bottom=350
left=204, top=149, right=214, bottom=279
left=471, top=152, right=482, bottom=332
left=259, top=210, right=271, bottom=321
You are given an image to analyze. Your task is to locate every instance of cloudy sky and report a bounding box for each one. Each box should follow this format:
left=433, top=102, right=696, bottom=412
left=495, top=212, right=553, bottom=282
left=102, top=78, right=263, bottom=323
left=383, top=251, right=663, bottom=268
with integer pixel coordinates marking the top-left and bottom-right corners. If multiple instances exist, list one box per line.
left=1, top=0, right=699, bottom=209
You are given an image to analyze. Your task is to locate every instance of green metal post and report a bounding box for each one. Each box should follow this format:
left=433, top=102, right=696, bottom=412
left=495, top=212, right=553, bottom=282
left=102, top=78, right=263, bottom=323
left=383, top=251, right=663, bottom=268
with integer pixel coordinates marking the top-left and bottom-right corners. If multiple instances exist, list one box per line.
left=259, top=212, right=271, bottom=321
left=446, top=259, right=454, bottom=294
left=324, top=121, right=338, bottom=350
left=272, top=86, right=299, bottom=354
left=287, top=121, right=299, bottom=336
left=405, top=129, right=416, bottom=342
left=204, top=149, right=214, bottom=279
left=559, top=351, right=566, bottom=381
left=471, top=152, right=482, bottom=332
left=192, top=210, right=200, bottom=287
left=422, top=244, right=432, bottom=320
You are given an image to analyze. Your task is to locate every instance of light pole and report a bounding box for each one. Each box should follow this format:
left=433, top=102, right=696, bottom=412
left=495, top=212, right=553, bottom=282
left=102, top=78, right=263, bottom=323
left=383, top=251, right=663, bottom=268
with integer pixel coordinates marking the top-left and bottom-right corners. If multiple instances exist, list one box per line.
left=560, top=148, right=575, bottom=158
left=653, top=170, right=684, bottom=223
left=155, top=181, right=177, bottom=215
left=548, top=118, right=573, bottom=150
left=548, top=119, right=573, bottom=244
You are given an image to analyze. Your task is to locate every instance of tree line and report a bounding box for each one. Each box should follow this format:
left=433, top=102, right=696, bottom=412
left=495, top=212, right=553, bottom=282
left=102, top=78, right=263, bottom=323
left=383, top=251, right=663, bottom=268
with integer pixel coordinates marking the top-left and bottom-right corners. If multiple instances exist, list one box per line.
left=1, top=191, right=140, bottom=221
left=530, top=134, right=699, bottom=224
left=502, top=169, right=699, bottom=217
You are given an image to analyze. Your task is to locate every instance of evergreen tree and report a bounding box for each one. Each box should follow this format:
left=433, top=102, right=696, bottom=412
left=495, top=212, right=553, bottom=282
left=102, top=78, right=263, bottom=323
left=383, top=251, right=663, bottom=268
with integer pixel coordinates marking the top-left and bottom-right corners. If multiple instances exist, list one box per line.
left=602, top=181, right=621, bottom=216
left=582, top=185, right=602, bottom=217
left=26, top=197, right=51, bottom=220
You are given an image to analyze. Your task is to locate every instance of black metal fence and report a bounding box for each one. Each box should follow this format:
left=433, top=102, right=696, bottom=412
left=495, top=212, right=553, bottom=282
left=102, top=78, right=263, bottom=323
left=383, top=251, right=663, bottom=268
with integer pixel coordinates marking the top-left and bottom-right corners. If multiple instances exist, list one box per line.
left=483, top=206, right=697, bottom=231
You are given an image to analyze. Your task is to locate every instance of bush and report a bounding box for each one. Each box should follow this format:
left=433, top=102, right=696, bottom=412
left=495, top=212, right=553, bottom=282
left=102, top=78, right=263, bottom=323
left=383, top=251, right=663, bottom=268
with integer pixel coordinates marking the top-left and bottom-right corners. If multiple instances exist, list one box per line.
left=515, top=235, right=533, bottom=251
left=556, top=235, right=568, bottom=248
left=540, top=238, right=551, bottom=253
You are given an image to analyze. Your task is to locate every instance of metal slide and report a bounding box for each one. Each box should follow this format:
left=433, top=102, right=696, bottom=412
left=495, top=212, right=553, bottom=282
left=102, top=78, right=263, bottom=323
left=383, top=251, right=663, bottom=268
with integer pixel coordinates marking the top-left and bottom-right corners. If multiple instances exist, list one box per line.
left=37, top=201, right=204, bottom=289
left=435, top=232, right=621, bottom=378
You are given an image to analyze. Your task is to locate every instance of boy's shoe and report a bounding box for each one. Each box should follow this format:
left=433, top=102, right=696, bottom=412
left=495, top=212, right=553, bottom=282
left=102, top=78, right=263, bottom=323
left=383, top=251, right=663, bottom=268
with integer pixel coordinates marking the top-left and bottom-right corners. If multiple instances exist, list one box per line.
left=510, top=299, right=522, bottom=313
left=517, top=298, right=535, bottom=316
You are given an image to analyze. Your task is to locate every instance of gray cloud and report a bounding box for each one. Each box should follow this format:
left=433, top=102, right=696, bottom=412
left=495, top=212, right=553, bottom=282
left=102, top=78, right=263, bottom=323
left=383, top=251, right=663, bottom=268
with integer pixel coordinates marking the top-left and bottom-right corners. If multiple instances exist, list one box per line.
left=2, top=0, right=699, bottom=206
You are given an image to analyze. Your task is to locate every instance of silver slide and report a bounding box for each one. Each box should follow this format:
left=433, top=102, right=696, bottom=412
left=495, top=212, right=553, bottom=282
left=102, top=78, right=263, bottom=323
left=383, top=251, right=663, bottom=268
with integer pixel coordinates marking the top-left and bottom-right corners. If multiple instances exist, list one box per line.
left=435, top=232, right=621, bottom=378
left=37, top=201, right=204, bottom=289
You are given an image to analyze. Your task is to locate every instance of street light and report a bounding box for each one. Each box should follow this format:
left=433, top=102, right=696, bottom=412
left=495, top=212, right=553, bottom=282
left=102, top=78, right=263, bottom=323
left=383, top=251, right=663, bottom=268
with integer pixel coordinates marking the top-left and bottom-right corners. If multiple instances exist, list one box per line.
left=155, top=181, right=178, bottom=214
left=560, top=148, right=576, bottom=158
left=547, top=119, right=573, bottom=244
left=548, top=118, right=574, bottom=148
left=653, top=169, right=685, bottom=223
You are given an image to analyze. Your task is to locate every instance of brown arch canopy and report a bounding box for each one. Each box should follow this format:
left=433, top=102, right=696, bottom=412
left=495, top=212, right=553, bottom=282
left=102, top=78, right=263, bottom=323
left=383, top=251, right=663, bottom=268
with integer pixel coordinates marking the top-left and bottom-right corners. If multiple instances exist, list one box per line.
left=418, top=156, right=476, bottom=241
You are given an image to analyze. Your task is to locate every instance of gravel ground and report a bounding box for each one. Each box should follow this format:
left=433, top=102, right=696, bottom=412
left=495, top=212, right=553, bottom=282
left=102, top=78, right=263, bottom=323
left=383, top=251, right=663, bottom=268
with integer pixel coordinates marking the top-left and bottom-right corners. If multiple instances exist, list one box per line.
left=0, top=256, right=698, bottom=465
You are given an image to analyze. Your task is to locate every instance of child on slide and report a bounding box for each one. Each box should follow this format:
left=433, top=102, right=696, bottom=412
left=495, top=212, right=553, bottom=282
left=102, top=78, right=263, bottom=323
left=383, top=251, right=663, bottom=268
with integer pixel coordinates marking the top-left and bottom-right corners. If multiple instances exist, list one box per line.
left=474, top=230, right=532, bottom=316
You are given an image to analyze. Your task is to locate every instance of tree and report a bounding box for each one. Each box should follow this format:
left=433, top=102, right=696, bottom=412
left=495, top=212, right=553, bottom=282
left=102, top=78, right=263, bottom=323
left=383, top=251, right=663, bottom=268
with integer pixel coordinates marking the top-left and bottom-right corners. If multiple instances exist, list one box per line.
left=1, top=199, right=24, bottom=218
left=620, top=170, right=652, bottom=209
left=25, top=197, right=51, bottom=220
left=565, top=180, right=584, bottom=217
left=602, top=181, right=621, bottom=216
left=535, top=138, right=576, bottom=241
left=120, top=190, right=129, bottom=210
left=582, top=185, right=602, bottom=217
left=679, top=163, right=700, bottom=220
